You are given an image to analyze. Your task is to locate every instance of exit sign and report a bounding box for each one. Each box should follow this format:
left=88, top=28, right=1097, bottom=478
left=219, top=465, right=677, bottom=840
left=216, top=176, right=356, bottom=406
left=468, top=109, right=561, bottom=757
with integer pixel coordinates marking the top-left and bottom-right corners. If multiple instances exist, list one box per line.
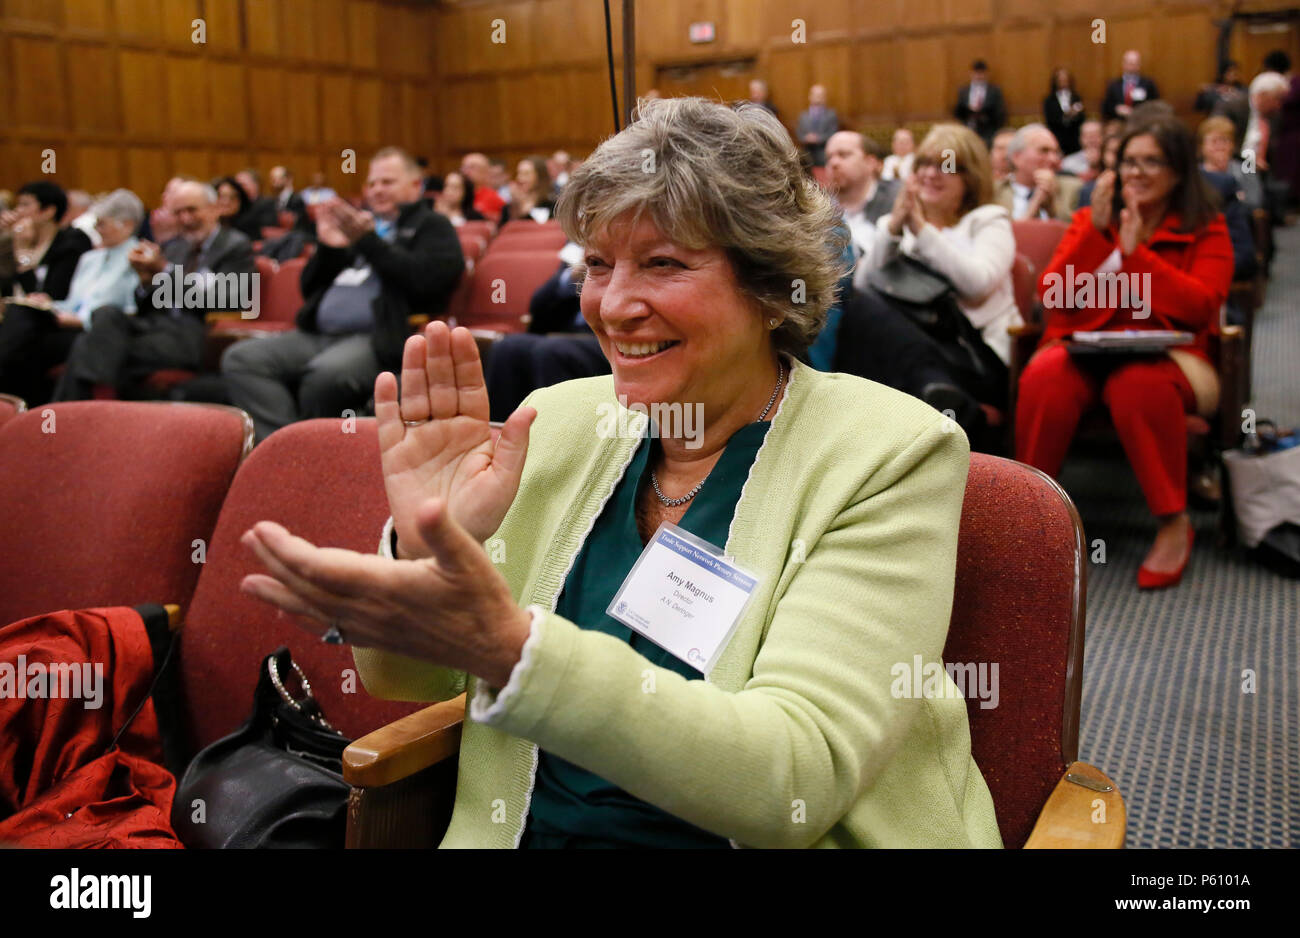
left=689, top=21, right=715, bottom=43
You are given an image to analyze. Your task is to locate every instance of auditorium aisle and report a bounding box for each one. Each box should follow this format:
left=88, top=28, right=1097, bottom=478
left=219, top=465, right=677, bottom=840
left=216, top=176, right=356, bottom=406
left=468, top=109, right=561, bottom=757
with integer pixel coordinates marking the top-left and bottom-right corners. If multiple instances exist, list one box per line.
left=1060, top=226, right=1299, bottom=848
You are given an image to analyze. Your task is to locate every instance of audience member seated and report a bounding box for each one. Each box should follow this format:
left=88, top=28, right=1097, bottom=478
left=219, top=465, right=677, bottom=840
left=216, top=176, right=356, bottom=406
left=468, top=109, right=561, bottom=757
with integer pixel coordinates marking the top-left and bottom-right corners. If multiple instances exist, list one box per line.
left=500, top=156, right=555, bottom=226
left=824, top=130, right=899, bottom=262
left=485, top=244, right=609, bottom=422
left=214, top=175, right=254, bottom=236
left=1103, top=49, right=1160, bottom=121
left=1194, top=60, right=1250, bottom=143
left=995, top=124, right=1080, bottom=221
left=1015, top=115, right=1233, bottom=590
left=836, top=123, right=1018, bottom=447
left=269, top=165, right=310, bottom=232
left=0, top=190, right=13, bottom=290
left=954, top=59, right=1006, bottom=148
left=747, top=77, right=779, bottom=117
left=989, top=127, right=1015, bottom=184
left=137, top=175, right=191, bottom=244
left=0, top=181, right=93, bottom=300
left=1061, top=119, right=1103, bottom=179
left=1078, top=127, right=1124, bottom=206
left=1245, top=70, right=1290, bottom=221
left=881, top=128, right=915, bottom=181
left=0, top=189, right=143, bottom=404
left=301, top=171, right=337, bottom=207
left=461, top=153, right=506, bottom=218
left=1044, top=67, right=1087, bottom=156
left=234, top=168, right=279, bottom=238
left=1199, top=116, right=1258, bottom=282
left=239, top=96, right=1001, bottom=850
left=52, top=181, right=255, bottom=400
left=1199, top=116, right=1263, bottom=213
left=66, top=190, right=100, bottom=247
left=489, top=159, right=512, bottom=203
left=796, top=84, right=839, bottom=167
left=548, top=151, right=573, bottom=196
left=222, top=147, right=463, bottom=443
left=431, top=171, right=486, bottom=227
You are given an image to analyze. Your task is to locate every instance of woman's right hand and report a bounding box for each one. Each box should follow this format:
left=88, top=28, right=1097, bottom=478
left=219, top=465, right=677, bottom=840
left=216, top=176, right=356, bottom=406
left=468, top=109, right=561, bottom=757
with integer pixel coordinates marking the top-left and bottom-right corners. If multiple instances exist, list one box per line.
left=888, top=181, right=915, bottom=237
left=375, top=322, right=537, bottom=559
left=1090, top=170, right=1116, bottom=231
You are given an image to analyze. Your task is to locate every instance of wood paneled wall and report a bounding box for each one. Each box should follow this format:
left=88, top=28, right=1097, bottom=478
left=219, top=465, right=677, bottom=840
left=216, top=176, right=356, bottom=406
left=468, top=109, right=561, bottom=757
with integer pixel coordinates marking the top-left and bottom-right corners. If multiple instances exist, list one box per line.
left=433, top=0, right=1300, bottom=170
left=0, top=0, right=438, bottom=203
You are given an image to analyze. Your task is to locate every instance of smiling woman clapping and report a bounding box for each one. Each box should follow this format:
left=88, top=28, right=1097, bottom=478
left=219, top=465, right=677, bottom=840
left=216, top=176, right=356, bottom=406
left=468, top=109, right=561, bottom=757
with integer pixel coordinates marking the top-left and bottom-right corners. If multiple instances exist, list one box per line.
left=239, top=97, right=1001, bottom=849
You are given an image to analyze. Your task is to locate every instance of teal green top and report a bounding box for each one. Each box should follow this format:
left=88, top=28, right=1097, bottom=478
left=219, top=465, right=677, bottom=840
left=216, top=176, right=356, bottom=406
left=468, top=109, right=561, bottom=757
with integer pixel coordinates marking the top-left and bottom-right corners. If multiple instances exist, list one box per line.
left=355, top=362, right=1003, bottom=849
left=522, top=421, right=770, bottom=848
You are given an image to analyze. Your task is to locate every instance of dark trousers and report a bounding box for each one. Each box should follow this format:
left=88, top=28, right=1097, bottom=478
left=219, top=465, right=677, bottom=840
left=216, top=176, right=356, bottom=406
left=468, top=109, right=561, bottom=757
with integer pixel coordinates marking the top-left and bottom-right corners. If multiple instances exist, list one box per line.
left=833, top=287, right=1007, bottom=435
left=52, top=306, right=205, bottom=401
left=485, top=333, right=610, bottom=423
left=0, top=304, right=80, bottom=405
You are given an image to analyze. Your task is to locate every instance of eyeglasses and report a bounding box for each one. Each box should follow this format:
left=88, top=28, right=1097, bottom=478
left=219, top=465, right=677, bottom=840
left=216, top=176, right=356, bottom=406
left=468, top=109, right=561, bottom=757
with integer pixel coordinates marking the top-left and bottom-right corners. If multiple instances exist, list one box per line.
left=913, top=155, right=965, bottom=174
left=1119, top=156, right=1169, bottom=174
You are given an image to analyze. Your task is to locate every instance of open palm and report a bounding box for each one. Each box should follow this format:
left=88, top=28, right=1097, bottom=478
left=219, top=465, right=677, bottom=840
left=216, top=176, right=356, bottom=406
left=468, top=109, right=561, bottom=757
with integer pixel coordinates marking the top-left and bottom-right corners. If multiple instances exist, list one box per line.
left=375, top=322, right=536, bottom=558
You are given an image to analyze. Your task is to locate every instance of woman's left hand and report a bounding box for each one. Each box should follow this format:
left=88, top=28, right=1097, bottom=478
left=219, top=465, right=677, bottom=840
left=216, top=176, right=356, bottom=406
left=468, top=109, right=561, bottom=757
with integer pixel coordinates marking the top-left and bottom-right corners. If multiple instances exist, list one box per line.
left=1117, top=184, right=1142, bottom=256
left=239, top=496, right=533, bottom=689
left=903, top=176, right=926, bottom=235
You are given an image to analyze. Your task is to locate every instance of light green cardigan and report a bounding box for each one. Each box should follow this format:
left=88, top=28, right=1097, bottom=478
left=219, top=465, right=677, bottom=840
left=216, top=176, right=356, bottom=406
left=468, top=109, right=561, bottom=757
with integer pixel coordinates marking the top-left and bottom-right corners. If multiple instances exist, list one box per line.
left=353, top=359, right=1003, bottom=848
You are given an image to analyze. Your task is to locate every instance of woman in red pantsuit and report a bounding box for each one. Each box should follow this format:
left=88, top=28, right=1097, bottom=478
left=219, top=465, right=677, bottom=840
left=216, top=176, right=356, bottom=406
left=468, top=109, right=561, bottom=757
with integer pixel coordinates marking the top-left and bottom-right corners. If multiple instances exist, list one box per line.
left=1015, top=114, right=1234, bottom=589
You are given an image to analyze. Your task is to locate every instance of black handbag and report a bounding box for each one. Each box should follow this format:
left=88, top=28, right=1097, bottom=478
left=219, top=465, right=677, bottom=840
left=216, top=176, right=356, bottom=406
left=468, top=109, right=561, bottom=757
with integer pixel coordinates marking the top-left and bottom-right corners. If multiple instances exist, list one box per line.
left=171, top=647, right=351, bottom=849
left=866, top=254, right=961, bottom=334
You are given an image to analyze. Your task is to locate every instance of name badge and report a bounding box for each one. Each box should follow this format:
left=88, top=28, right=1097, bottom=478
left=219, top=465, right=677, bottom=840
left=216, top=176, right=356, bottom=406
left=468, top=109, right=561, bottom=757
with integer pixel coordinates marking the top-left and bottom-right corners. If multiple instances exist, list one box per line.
left=606, top=522, right=759, bottom=674
left=1131, top=87, right=1147, bottom=102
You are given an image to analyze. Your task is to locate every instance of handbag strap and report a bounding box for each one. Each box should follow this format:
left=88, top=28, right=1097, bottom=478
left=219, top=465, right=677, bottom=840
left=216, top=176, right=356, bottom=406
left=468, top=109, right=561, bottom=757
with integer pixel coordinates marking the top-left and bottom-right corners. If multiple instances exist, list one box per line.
left=266, top=652, right=335, bottom=732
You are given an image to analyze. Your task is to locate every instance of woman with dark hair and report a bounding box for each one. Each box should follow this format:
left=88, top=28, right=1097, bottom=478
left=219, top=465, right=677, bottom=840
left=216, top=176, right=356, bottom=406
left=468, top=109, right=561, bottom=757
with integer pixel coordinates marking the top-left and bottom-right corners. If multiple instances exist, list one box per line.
left=214, top=176, right=256, bottom=239
left=1044, top=67, right=1086, bottom=156
left=499, top=156, right=555, bottom=226
left=432, top=171, right=485, bottom=226
left=1016, top=115, right=1234, bottom=590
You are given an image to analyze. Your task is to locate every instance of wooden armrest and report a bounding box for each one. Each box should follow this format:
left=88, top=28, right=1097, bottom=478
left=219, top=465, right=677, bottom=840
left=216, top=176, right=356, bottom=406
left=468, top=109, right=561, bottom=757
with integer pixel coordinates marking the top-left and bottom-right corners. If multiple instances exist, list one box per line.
left=205, top=311, right=250, bottom=323
left=342, top=693, right=466, bottom=788
left=1023, top=761, right=1126, bottom=848
left=1221, top=324, right=1243, bottom=341
left=408, top=314, right=430, bottom=330
left=1008, top=322, right=1043, bottom=338
left=164, top=604, right=182, bottom=631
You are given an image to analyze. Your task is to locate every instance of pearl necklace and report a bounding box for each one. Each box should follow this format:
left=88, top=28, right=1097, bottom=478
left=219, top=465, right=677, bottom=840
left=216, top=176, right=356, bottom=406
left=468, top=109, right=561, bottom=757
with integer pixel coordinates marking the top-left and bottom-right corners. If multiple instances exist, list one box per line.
left=649, top=361, right=785, bottom=508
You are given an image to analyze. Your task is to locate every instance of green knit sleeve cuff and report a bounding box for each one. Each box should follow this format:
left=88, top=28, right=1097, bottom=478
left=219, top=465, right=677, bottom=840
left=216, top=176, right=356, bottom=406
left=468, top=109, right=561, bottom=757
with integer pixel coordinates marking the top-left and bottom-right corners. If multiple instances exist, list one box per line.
left=468, top=606, right=576, bottom=731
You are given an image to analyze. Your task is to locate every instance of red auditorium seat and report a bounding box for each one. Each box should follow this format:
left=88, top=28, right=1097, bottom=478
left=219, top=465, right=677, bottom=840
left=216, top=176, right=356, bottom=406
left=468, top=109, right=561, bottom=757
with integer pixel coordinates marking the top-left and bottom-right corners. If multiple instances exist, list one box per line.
left=1010, top=253, right=1037, bottom=324
left=498, top=219, right=560, bottom=234
left=210, top=256, right=304, bottom=337
left=460, top=251, right=562, bottom=331
left=0, top=401, right=253, bottom=626
left=1011, top=219, right=1068, bottom=276
left=0, top=393, right=25, bottom=426
left=175, top=418, right=423, bottom=758
left=489, top=228, right=566, bottom=254
left=945, top=454, right=1122, bottom=847
left=335, top=452, right=1125, bottom=848
left=458, top=231, right=487, bottom=265
left=457, top=220, right=494, bottom=242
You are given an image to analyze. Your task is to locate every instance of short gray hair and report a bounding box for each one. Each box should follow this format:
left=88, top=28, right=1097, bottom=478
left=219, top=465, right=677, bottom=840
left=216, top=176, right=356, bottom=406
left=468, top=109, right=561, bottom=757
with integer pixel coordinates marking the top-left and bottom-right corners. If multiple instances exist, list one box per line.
left=1008, top=123, right=1052, bottom=157
left=1250, top=71, right=1289, bottom=99
left=93, top=188, right=144, bottom=227
left=555, top=96, right=847, bottom=357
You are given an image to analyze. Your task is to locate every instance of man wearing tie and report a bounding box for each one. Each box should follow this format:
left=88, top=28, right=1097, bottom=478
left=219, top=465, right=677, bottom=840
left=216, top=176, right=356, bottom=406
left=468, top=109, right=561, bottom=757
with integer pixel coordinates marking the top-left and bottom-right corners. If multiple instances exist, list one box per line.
left=1103, top=50, right=1160, bottom=121
left=954, top=60, right=1007, bottom=149
left=53, top=181, right=255, bottom=399
left=992, top=124, right=1081, bottom=222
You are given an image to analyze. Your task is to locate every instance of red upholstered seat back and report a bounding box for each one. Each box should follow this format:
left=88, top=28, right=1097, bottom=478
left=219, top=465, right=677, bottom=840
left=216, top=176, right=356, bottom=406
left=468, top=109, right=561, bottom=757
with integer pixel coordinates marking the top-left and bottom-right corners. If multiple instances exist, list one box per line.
left=462, top=251, right=562, bottom=331
left=265, top=257, right=307, bottom=324
left=488, top=229, right=567, bottom=254
left=1011, top=218, right=1069, bottom=276
left=0, top=401, right=252, bottom=625
left=945, top=453, right=1085, bottom=848
left=178, top=418, right=423, bottom=750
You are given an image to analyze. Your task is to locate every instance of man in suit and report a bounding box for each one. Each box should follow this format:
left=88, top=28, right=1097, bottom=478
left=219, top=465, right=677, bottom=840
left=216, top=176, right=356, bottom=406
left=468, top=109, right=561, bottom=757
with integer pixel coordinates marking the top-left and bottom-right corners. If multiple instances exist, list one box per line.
left=748, top=79, right=779, bottom=119
left=53, top=180, right=256, bottom=399
left=993, top=124, right=1081, bottom=222
left=233, top=168, right=278, bottom=239
left=1102, top=50, right=1160, bottom=121
left=954, top=60, right=1006, bottom=149
left=222, top=147, right=464, bottom=443
left=269, top=165, right=310, bottom=231
left=796, top=85, right=839, bottom=167
left=825, top=131, right=899, bottom=262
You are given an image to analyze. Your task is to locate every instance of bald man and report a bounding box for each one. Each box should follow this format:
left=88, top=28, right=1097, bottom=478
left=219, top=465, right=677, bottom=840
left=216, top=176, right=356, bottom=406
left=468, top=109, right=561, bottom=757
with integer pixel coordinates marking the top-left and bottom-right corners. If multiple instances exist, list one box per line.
left=460, top=152, right=505, bottom=217
left=796, top=85, right=839, bottom=166
left=1103, top=50, right=1160, bottom=121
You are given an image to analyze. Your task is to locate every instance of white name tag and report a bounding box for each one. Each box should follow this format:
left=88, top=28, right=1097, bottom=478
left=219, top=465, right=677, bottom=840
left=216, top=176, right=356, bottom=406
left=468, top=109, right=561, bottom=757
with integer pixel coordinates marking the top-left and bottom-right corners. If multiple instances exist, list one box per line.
left=1131, top=87, right=1147, bottom=102
left=606, top=522, right=759, bottom=674
left=333, top=265, right=372, bottom=287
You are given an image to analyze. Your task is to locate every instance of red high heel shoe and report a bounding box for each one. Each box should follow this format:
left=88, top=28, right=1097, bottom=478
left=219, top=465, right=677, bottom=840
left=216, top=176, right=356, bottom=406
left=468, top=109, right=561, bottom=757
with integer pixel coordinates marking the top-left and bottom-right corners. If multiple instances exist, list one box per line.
left=1137, top=526, right=1194, bottom=590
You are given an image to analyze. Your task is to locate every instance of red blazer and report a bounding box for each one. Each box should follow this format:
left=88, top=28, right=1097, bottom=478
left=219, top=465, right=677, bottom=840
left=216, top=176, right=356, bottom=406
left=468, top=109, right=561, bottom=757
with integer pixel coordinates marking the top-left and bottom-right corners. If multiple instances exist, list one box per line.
left=1036, top=206, right=1234, bottom=363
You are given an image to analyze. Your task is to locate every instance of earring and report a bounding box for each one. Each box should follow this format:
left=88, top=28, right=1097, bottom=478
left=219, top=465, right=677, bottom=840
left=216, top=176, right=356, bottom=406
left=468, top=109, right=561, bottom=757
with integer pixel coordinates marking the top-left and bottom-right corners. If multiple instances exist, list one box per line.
left=768, top=318, right=780, bottom=329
